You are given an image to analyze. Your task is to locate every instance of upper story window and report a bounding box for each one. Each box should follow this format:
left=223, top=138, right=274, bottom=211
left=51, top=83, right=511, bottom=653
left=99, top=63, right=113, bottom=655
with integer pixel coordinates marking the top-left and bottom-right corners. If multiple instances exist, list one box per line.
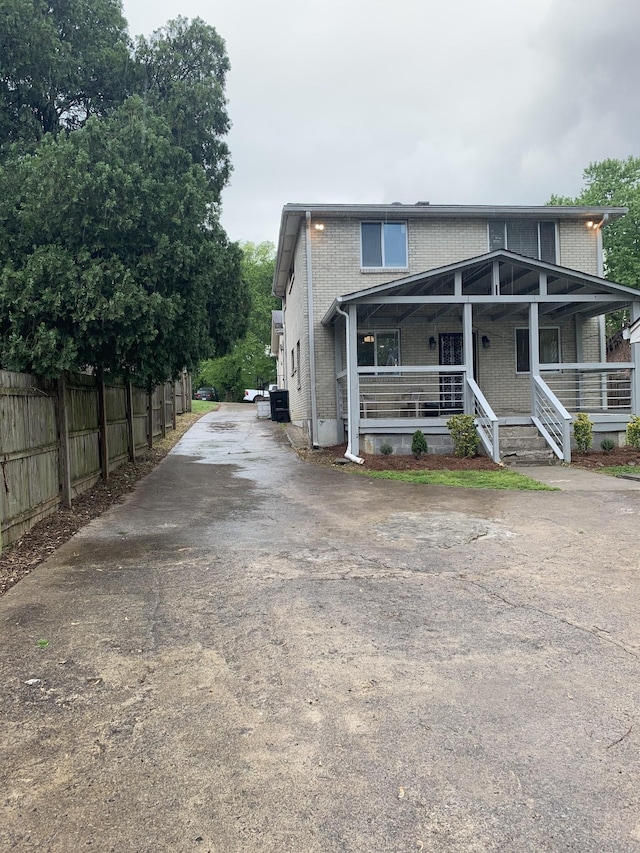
left=361, top=222, right=408, bottom=269
left=489, top=220, right=557, bottom=264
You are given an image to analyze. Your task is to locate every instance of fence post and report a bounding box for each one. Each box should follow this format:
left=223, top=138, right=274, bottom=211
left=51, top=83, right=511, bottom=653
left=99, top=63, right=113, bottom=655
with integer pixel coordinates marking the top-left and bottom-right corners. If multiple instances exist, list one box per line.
left=147, top=389, right=153, bottom=450
left=172, top=380, right=177, bottom=429
left=126, top=381, right=136, bottom=461
left=57, top=376, right=72, bottom=508
left=98, top=376, right=109, bottom=479
left=161, top=383, right=167, bottom=438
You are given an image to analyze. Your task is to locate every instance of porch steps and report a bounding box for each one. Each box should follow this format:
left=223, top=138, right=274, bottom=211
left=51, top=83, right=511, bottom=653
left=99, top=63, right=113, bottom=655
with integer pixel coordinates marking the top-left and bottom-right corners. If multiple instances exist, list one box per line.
left=498, top=425, right=559, bottom=466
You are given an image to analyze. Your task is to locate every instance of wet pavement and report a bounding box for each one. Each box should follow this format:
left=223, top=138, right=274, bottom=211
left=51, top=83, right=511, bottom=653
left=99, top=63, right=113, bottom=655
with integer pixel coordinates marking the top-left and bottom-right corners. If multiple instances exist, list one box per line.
left=2, top=403, right=640, bottom=852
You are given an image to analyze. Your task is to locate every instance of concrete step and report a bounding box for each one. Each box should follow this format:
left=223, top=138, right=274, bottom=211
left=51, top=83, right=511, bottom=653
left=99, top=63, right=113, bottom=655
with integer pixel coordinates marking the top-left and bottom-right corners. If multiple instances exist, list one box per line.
left=498, top=425, right=559, bottom=465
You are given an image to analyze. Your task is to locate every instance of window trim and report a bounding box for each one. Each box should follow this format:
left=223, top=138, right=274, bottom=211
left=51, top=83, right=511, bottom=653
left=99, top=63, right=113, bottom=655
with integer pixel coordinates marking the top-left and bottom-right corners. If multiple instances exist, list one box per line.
left=515, top=326, right=561, bottom=374
left=360, top=221, right=408, bottom=270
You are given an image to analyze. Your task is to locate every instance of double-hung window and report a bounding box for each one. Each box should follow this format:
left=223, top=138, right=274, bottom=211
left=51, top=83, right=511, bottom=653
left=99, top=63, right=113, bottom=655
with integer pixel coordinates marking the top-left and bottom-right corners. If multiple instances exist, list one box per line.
left=516, top=327, right=560, bottom=373
left=361, top=222, right=408, bottom=269
left=489, top=220, right=557, bottom=263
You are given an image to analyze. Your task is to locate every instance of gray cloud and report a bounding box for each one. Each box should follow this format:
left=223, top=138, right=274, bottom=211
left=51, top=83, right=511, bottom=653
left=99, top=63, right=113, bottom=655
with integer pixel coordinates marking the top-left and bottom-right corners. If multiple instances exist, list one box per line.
left=122, top=0, right=639, bottom=242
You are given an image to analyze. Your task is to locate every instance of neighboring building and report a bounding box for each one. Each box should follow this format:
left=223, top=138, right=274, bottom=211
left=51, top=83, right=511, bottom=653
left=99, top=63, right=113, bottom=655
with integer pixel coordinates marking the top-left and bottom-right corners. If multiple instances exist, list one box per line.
left=271, top=204, right=640, bottom=462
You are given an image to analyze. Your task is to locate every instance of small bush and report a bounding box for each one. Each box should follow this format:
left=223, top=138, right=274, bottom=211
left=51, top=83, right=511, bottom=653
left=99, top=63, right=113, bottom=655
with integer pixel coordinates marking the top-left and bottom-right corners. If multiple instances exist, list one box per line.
left=380, top=441, right=393, bottom=456
left=446, top=414, right=479, bottom=458
left=573, top=412, right=593, bottom=453
left=600, top=437, right=615, bottom=452
left=411, top=430, right=428, bottom=458
left=627, top=416, right=640, bottom=449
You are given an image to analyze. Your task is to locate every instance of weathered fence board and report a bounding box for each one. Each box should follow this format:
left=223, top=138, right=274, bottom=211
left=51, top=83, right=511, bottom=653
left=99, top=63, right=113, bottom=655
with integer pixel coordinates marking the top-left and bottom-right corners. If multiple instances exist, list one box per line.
left=1, top=370, right=192, bottom=551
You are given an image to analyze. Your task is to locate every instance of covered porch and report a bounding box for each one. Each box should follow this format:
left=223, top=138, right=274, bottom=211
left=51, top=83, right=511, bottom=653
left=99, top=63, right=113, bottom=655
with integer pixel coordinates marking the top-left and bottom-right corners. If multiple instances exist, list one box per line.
left=322, top=251, right=640, bottom=463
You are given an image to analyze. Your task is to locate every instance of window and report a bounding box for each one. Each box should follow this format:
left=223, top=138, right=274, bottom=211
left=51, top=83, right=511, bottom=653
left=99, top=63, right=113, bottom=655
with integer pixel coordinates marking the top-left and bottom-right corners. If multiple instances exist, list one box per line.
left=488, top=220, right=557, bottom=263
left=361, top=222, right=408, bottom=268
left=516, top=327, right=560, bottom=373
left=357, top=330, right=400, bottom=367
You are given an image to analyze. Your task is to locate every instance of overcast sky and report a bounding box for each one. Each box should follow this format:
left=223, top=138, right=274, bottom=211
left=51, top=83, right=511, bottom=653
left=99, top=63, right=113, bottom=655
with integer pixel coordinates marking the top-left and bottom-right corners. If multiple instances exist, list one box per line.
left=122, top=0, right=640, bottom=246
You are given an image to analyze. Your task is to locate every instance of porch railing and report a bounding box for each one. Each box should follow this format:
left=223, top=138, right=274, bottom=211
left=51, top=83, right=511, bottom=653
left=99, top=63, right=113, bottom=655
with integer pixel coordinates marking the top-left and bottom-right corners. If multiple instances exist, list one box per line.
left=532, top=375, right=572, bottom=462
left=466, top=376, right=500, bottom=463
left=358, top=367, right=464, bottom=419
left=541, top=363, right=633, bottom=414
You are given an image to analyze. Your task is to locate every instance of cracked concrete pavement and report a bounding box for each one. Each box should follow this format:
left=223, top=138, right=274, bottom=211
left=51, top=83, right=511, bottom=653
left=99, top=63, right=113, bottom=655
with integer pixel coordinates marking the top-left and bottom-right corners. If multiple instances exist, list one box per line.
left=2, top=403, right=640, bottom=851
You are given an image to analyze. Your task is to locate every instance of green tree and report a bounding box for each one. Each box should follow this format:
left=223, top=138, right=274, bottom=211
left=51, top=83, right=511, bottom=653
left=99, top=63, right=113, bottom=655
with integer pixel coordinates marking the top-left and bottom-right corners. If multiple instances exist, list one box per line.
left=549, top=157, right=640, bottom=290
left=133, top=17, right=231, bottom=198
left=198, top=242, right=278, bottom=400
left=0, top=0, right=131, bottom=146
left=549, top=157, right=640, bottom=334
left=0, top=5, right=247, bottom=383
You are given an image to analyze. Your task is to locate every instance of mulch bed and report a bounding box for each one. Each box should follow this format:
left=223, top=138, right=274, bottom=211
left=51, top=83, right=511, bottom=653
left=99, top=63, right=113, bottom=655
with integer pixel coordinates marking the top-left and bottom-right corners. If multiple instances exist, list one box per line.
left=299, top=443, right=501, bottom=471
left=570, top=447, right=640, bottom=469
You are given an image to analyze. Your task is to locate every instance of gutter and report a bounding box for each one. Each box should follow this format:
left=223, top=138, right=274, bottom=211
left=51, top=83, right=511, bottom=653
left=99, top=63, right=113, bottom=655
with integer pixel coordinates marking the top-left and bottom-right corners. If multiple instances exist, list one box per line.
left=335, top=301, right=364, bottom=465
left=305, top=211, right=319, bottom=448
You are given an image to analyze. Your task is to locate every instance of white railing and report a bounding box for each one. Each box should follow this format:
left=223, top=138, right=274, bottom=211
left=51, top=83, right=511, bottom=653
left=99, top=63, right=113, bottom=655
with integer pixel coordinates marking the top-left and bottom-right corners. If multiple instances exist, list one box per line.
left=532, top=375, right=572, bottom=462
left=358, top=366, right=464, bottom=420
left=466, top=376, right=500, bottom=463
left=541, top=363, right=633, bottom=413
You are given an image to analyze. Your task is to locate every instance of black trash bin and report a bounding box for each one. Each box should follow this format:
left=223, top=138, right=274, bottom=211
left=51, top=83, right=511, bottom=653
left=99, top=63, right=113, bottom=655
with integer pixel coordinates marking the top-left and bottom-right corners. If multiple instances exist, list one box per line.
left=270, top=389, right=290, bottom=423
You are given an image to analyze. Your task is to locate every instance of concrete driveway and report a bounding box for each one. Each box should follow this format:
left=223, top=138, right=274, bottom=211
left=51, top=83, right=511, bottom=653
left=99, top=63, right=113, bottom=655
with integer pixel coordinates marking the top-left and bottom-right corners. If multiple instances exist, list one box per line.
left=2, top=404, right=640, bottom=852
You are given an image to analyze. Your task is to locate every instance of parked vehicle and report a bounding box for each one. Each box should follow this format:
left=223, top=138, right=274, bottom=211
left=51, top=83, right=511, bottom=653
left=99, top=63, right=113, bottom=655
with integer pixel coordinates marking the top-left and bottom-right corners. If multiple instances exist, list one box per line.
left=194, top=386, right=219, bottom=402
left=243, top=383, right=278, bottom=403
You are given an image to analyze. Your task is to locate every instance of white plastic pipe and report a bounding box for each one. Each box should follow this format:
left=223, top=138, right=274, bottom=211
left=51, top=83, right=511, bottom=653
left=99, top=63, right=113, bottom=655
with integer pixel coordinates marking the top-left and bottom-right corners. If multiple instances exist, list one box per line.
left=335, top=303, right=364, bottom=464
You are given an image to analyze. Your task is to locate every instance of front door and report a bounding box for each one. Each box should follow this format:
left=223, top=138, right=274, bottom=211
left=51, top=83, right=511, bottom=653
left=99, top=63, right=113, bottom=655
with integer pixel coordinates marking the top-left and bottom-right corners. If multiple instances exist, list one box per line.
left=439, top=333, right=464, bottom=412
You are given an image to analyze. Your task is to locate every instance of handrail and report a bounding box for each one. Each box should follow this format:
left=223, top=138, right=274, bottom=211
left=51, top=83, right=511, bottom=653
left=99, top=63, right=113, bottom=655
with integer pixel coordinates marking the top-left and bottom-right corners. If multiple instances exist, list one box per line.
left=532, top=375, right=572, bottom=462
left=466, top=376, right=500, bottom=463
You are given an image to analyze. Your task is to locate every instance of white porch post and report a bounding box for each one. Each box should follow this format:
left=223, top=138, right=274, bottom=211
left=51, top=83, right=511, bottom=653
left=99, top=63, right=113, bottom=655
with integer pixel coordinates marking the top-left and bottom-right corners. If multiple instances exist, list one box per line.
left=529, top=302, right=540, bottom=414
left=463, top=302, right=474, bottom=413
left=347, top=303, right=360, bottom=454
left=631, top=301, right=640, bottom=415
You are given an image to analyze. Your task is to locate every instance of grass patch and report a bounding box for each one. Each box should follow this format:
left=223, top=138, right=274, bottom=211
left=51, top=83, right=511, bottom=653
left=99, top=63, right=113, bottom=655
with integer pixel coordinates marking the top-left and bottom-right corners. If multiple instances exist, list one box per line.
left=191, top=400, right=220, bottom=414
left=352, top=468, right=556, bottom=490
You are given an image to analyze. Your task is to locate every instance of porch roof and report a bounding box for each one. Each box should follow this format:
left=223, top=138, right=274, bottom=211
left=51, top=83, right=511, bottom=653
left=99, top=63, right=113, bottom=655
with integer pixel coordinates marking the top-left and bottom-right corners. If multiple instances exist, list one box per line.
left=321, top=251, right=640, bottom=326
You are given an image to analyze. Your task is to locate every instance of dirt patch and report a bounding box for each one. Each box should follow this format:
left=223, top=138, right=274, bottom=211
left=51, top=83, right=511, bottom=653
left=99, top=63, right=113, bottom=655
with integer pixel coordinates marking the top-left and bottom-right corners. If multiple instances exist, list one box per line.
left=0, top=410, right=207, bottom=597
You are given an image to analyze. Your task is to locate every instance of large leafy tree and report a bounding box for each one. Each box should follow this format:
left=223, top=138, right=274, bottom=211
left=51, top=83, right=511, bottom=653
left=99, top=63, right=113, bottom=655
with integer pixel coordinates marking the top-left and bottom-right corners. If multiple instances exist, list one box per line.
left=0, top=2, right=247, bottom=382
left=198, top=242, right=277, bottom=400
left=133, top=17, right=231, bottom=198
left=549, top=157, right=640, bottom=289
left=0, top=0, right=131, bottom=144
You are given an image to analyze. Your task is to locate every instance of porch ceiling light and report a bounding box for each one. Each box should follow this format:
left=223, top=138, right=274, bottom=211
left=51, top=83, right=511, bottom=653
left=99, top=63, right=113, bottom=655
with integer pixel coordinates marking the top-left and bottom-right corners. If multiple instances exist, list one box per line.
left=586, top=220, right=594, bottom=229
left=314, top=222, right=325, bottom=231
left=363, top=334, right=375, bottom=343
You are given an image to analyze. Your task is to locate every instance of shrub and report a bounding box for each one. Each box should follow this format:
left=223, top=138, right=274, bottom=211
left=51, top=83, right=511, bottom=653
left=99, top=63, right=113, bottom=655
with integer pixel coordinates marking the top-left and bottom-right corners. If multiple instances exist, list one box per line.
left=446, top=414, right=479, bottom=458
left=627, top=416, right=640, bottom=449
left=380, top=441, right=393, bottom=456
left=600, top=437, right=615, bottom=452
left=411, top=430, right=428, bottom=458
left=573, top=412, right=593, bottom=453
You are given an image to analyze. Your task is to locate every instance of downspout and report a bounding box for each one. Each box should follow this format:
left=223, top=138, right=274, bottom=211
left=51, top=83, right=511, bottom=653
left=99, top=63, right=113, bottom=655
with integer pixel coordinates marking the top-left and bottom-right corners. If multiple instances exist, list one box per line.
left=335, top=303, right=364, bottom=464
left=305, top=211, right=319, bottom=447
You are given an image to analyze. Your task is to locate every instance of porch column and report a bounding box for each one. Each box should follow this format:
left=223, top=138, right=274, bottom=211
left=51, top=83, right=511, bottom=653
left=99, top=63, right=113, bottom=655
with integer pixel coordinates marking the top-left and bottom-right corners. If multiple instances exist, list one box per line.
left=463, top=302, right=474, bottom=413
left=631, top=301, right=640, bottom=415
left=347, top=303, right=360, bottom=453
left=529, top=302, right=540, bottom=414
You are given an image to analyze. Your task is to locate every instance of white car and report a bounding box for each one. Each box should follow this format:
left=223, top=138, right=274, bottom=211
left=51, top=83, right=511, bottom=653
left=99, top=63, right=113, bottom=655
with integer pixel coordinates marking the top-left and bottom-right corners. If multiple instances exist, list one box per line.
left=243, top=384, right=278, bottom=402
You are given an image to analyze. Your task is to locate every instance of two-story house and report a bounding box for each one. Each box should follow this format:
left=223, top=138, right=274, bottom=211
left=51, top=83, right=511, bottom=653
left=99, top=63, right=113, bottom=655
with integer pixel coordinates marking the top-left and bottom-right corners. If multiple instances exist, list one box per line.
left=272, top=204, right=640, bottom=463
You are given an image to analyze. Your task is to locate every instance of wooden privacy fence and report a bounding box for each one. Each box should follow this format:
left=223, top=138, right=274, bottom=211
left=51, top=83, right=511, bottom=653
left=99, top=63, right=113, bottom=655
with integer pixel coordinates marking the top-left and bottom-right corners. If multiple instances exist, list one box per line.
left=0, top=370, right=192, bottom=552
